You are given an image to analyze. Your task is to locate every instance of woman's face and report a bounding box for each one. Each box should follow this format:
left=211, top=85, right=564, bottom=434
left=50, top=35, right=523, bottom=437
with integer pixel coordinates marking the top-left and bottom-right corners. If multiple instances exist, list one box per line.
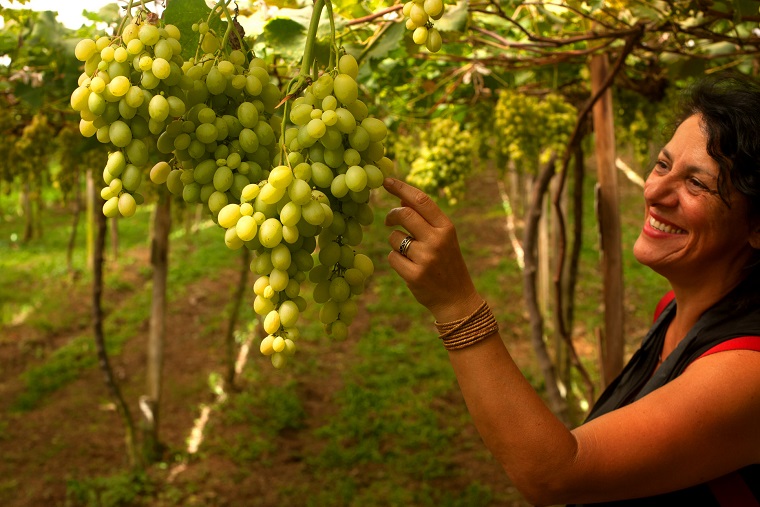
left=633, top=114, right=759, bottom=285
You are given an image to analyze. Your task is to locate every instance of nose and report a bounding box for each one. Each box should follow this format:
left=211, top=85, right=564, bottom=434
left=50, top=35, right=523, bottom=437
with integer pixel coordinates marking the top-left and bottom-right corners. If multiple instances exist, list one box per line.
left=643, top=169, right=678, bottom=208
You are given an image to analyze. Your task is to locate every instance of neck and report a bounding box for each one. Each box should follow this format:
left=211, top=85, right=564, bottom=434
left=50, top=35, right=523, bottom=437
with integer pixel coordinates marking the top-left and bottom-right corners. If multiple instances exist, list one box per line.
left=663, top=270, right=752, bottom=355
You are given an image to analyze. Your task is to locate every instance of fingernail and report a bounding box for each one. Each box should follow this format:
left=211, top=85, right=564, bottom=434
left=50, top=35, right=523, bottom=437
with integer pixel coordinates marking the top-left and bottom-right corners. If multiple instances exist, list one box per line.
left=383, top=178, right=396, bottom=188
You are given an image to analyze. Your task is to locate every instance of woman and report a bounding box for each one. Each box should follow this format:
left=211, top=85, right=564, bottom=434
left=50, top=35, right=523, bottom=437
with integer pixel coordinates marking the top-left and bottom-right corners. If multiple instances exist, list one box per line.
left=384, top=74, right=760, bottom=506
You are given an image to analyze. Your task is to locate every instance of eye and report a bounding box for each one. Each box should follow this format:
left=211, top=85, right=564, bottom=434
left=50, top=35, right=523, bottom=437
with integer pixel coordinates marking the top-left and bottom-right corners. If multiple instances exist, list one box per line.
left=686, top=177, right=717, bottom=195
left=653, top=159, right=669, bottom=173
left=687, top=177, right=707, bottom=189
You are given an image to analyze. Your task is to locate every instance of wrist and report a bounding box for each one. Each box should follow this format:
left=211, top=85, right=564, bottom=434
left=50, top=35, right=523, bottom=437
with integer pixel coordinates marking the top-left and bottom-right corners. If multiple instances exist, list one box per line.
left=435, top=299, right=499, bottom=351
left=430, top=291, right=484, bottom=323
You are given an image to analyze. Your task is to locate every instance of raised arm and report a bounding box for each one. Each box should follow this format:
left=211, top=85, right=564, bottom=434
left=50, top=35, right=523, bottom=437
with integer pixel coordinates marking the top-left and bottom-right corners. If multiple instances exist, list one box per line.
left=383, top=178, right=760, bottom=506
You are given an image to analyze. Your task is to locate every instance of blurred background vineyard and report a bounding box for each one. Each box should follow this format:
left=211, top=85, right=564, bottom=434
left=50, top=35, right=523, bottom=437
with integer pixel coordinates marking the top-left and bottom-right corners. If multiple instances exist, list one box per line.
left=2, top=0, right=759, bottom=505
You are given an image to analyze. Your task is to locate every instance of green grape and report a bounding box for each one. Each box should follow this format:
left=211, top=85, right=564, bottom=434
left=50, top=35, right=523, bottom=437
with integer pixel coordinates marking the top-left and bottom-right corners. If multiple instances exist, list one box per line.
left=218, top=203, right=242, bottom=229
left=301, top=199, right=326, bottom=226
left=208, top=191, right=228, bottom=214
left=426, top=28, right=443, bottom=52
left=108, top=76, right=131, bottom=97
left=151, top=58, right=171, bottom=79
left=206, top=66, right=227, bottom=95
left=88, top=92, right=106, bottom=115
left=413, top=26, right=428, bottom=45
left=139, top=24, right=160, bottom=46
left=213, top=166, right=233, bottom=192
left=105, top=151, right=126, bottom=176
left=259, top=218, right=283, bottom=248
left=329, top=277, right=351, bottom=302
left=269, top=165, right=293, bottom=189
left=183, top=182, right=201, bottom=203
left=319, top=300, right=340, bottom=325
left=345, top=165, right=368, bottom=192
left=279, top=201, right=302, bottom=227
left=237, top=102, right=259, bottom=128
left=337, top=54, right=359, bottom=79
left=118, top=192, right=137, bottom=217
left=235, top=215, right=256, bottom=241
left=271, top=244, right=292, bottom=270
left=75, top=38, right=98, bottom=61
left=225, top=227, right=245, bottom=249
left=125, top=139, right=148, bottom=166
left=108, top=120, right=132, bottom=147
left=333, top=74, right=358, bottom=105
left=306, top=118, right=326, bottom=139
left=103, top=196, right=120, bottom=218
left=279, top=301, right=300, bottom=328
left=121, top=164, right=142, bottom=191
left=148, top=94, right=170, bottom=121
left=334, top=108, right=356, bottom=134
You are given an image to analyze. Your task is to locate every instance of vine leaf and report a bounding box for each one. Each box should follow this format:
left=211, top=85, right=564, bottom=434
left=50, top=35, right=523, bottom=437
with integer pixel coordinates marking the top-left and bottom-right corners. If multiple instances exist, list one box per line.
left=261, top=17, right=307, bottom=60
left=164, top=0, right=225, bottom=61
left=363, top=21, right=405, bottom=61
left=436, top=0, right=469, bottom=33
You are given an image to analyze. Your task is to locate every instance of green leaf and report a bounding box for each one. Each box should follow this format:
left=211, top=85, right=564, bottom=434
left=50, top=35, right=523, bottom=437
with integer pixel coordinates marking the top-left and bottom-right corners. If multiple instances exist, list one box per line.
left=733, top=0, right=759, bottom=18
left=363, top=21, right=405, bottom=61
left=702, top=41, right=738, bottom=56
left=628, top=1, right=668, bottom=22
left=261, top=17, right=307, bottom=61
left=164, top=0, right=226, bottom=61
left=436, top=0, right=469, bottom=33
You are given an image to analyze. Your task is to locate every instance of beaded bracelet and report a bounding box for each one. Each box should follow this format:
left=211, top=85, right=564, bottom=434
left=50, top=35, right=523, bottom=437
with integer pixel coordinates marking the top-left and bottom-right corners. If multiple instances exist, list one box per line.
left=435, top=300, right=499, bottom=351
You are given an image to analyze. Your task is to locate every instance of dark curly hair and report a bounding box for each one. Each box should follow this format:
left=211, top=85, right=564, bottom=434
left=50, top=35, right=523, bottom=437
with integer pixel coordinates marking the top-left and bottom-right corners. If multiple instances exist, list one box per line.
left=675, top=73, right=760, bottom=218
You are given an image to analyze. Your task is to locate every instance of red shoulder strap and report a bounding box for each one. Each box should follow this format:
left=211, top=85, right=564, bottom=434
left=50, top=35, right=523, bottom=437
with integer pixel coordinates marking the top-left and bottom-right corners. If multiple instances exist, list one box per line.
left=653, top=291, right=676, bottom=322
left=708, top=471, right=760, bottom=506
left=698, top=336, right=760, bottom=359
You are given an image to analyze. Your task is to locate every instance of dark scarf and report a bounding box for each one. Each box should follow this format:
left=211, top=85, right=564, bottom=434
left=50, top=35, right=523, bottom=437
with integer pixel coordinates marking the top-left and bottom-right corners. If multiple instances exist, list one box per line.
left=570, top=270, right=760, bottom=506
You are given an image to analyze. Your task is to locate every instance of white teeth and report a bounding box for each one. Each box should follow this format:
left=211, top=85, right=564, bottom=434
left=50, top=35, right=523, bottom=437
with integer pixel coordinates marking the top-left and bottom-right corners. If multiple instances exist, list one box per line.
left=649, top=216, right=686, bottom=234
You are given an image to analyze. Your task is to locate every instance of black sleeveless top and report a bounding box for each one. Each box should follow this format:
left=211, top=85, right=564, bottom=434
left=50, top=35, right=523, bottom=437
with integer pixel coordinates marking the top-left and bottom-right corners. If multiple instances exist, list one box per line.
left=569, top=272, right=760, bottom=506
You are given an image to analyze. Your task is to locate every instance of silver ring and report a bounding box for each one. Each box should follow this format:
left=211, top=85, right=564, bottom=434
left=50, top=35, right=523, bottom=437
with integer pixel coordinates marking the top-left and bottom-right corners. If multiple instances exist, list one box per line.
left=399, top=235, right=414, bottom=258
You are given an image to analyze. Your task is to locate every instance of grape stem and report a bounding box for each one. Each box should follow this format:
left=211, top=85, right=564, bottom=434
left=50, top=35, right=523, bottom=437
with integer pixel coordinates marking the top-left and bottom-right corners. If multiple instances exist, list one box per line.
left=278, top=0, right=326, bottom=154
left=323, top=0, right=338, bottom=70
left=300, top=0, right=325, bottom=77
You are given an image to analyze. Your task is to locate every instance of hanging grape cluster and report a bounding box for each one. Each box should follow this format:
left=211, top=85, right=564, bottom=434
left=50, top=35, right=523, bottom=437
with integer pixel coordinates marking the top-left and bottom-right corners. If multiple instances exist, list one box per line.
left=70, top=10, right=391, bottom=368
left=398, top=118, right=476, bottom=205
left=493, top=90, right=576, bottom=170
left=402, top=0, right=444, bottom=52
left=243, top=53, right=393, bottom=367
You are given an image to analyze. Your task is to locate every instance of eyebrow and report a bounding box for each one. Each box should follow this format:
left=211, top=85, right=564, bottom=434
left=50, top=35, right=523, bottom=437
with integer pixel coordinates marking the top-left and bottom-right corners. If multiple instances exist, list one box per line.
left=661, top=147, right=719, bottom=180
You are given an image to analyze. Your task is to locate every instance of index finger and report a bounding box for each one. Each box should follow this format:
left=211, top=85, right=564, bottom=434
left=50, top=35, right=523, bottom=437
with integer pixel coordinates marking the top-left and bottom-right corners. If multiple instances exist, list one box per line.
left=383, top=178, right=450, bottom=228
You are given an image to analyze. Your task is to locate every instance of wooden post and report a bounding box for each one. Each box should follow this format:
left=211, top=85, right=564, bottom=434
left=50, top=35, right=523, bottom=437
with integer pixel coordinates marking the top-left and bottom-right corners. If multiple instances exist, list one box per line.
left=590, top=53, right=625, bottom=386
left=142, top=191, right=171, bottom=462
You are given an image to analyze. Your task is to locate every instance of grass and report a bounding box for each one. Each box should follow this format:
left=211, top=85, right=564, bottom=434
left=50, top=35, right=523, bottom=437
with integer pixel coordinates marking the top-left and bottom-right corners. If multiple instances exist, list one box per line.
left=1, top=163, right=666, bottom=506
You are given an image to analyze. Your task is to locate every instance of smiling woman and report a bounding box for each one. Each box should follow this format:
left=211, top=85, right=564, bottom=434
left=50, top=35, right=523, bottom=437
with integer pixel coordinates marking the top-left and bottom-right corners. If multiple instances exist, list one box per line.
left=383, top=72, right=760, bottom=506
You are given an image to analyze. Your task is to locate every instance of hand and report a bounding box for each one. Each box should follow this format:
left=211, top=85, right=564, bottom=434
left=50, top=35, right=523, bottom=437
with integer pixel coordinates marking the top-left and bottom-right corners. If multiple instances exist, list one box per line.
left=383, top=178, right=483, bottom=323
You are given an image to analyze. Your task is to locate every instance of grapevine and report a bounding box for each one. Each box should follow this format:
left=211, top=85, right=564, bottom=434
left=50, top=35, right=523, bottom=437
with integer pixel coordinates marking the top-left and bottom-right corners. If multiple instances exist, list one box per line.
left=69, top=0, right=392, bottom=368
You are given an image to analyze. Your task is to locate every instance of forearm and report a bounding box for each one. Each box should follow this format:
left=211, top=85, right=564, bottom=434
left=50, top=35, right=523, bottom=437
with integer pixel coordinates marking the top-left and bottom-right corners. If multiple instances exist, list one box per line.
left=447, top=331, right=581, bottom=505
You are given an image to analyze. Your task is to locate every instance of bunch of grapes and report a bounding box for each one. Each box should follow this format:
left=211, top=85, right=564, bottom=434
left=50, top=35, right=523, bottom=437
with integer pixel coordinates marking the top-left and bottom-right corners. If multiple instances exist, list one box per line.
left=220, top=53, right=392, bottom=368
left=71, top=9, right=392, bottom=368
left=401, top=0, right=444, bottom=52
left=493, top=90, right=576, bottom=170
left=404, top=117, right=475, bottom=205
left=71, top=16, right=188, bottom=218
left=150, top=47, right=282, bottom=225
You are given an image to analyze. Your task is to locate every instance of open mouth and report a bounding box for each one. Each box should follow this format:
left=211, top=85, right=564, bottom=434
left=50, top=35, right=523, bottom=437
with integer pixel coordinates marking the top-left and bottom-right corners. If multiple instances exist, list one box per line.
left=649, top=216, right=686, bottom=234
